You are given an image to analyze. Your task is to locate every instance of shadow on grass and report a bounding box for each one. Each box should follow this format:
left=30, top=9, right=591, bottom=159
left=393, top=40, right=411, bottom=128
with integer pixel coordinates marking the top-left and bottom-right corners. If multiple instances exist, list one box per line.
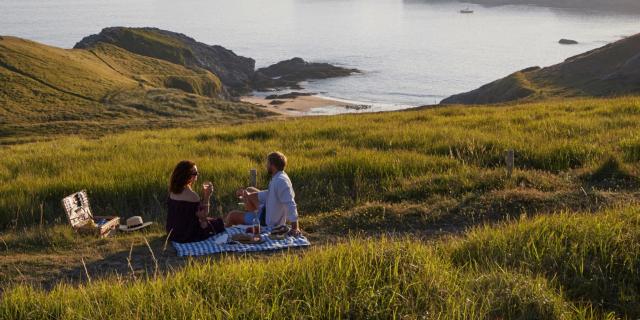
left=580, top=156, right=640, bottom=190
left=309, top=188, right=640, bottom=237
left=0, top=227, right=311, bottom=291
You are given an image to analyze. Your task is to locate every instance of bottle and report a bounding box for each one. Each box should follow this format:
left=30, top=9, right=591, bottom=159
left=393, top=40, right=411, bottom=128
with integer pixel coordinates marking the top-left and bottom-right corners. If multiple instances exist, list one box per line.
left=252, top=214, right=261, bottom=236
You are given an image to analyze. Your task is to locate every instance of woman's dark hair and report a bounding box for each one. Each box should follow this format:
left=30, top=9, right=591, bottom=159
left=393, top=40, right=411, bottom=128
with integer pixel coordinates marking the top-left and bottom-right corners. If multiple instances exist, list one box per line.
left=169, top=160, right=197, bottom=194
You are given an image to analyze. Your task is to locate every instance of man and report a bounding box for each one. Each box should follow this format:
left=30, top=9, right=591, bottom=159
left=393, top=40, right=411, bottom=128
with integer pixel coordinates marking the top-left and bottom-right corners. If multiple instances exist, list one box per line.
left=225, top=151, right=301, bottom=236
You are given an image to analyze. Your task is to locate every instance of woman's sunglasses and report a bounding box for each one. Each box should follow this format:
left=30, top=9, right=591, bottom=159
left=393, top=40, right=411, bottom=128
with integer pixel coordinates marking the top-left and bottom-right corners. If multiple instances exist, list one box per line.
left=191, top=171, right=199, bottom=176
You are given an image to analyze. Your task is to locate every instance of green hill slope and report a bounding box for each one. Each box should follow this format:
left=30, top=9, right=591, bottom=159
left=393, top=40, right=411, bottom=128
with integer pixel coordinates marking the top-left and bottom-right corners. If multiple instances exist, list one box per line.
left=0, top=94, right=639, bottom=318
left=74, top=27, right=257, bottom=94
left=0, top=36, right=272, bottom=144
left=442, top=33, right=640, bottom=104
left=1, top=95, right=639, bottom=230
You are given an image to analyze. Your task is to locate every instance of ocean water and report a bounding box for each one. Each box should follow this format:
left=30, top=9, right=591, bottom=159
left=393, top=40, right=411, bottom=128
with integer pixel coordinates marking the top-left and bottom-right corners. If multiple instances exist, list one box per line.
left=1, top=0, right=639, bottom=111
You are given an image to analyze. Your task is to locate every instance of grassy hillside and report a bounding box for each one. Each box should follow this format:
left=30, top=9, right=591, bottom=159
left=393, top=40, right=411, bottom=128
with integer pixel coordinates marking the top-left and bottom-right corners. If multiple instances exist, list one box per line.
left=442, top=33, right=640, bottom=104
left=1, top=95, right=639, bottom=318
left=0, top=36, right=272, bottom=144
left=74, top=27, right=257, bottom=94
left=3, top=206, right=640, bottom=318
left=0, top=96, right=639, bottom=231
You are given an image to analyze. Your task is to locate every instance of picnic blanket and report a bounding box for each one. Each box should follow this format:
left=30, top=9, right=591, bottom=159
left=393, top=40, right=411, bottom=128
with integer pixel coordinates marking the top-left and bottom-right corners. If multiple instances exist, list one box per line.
left=172, top=225, right=311, bottom=257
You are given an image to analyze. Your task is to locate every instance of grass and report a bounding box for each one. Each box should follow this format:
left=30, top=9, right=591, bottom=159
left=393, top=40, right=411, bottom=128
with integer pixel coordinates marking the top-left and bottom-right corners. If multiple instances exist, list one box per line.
left=3, top=206, right=640, bottom=319
left=450, top=206, right=640, bottom=317
left=90, top=28, right=196, bottom=68
left=1, top=92, right=640, bottom=317
left=580, top=156, right=640, bottom=189
left=1, top=96, right=639, bottom=230
left=0, top=36, right=273, bottom=144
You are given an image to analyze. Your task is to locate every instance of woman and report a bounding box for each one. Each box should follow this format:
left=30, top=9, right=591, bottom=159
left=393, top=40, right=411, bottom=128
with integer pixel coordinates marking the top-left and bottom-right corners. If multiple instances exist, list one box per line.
left=166, top=160, right=224, bottom=243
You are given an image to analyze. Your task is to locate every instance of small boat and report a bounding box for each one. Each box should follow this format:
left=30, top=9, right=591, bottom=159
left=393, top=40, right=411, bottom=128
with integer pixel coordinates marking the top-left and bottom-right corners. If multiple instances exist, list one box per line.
left=460, top=8, right=474, bottom=14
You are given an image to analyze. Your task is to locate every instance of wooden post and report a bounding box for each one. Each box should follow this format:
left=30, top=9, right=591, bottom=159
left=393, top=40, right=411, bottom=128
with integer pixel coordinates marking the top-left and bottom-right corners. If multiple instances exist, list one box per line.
left=505, top=149, right=515, bottom=178
left=249, top=169, right=257, bottom=188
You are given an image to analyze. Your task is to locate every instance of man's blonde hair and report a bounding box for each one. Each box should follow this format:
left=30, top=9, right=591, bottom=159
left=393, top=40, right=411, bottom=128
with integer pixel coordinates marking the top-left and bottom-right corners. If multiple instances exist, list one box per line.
left=267, top=151, right=287, bottom=171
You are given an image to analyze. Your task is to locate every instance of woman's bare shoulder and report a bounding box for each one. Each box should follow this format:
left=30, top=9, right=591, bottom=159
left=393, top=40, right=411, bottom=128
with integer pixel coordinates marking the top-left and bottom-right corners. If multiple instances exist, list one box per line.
left=170, top=189, right=200, bottom=202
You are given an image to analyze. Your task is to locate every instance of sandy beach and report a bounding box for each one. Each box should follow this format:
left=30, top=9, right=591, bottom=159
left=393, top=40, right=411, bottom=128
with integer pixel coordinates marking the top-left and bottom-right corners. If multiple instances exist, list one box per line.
left=241, top=95, right=357, bottom=116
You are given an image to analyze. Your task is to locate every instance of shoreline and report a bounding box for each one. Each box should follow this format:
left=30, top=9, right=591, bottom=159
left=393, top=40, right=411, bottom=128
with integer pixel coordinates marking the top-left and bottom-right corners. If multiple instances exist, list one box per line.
left=241, top=94, right=416, bottom=116
left=241, top=94, right=359, bottom=116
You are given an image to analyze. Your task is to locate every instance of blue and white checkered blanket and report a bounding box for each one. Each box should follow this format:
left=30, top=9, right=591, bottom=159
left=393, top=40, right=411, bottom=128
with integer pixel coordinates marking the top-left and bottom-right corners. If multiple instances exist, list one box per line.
left=172, top=225, right=311, bottom=257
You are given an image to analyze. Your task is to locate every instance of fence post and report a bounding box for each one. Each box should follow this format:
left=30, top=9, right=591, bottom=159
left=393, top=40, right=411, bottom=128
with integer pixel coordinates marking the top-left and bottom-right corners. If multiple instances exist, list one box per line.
left=505, top=149, right=515, bottom=178
left=249, top=169, right=257, bottom=188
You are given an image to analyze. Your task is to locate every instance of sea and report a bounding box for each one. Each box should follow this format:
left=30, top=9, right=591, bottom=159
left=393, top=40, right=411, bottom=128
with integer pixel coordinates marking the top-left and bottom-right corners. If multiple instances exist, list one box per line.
left=1, top=0, right=638, bottom=113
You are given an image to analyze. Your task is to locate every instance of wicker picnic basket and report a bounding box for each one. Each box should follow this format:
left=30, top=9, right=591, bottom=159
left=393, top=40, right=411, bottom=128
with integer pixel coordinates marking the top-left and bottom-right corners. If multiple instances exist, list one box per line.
left=61, top=190, right=120, bottom=238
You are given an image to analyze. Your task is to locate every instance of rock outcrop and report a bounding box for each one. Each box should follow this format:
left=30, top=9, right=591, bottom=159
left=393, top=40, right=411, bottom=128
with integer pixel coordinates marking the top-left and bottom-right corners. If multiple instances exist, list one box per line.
left=441, top=33, right=640, bottom=105
left=265, top=92, right=315, bottom=100
left=75, top=27, right=256, bottom=95
left=559, top=39, right=578, bottom=45
left=76, top=28, right=359, bottom=95
left=253, top=57, right=360, bottom=90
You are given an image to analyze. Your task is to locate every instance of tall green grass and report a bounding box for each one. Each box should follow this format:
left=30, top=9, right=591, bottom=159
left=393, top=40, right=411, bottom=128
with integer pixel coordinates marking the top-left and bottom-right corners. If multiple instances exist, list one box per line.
left=450, top=206, right=640, bottom=317
left=4, top=206, right=640, bottom=319
left=1, top=96, right=639, bottom=229
left=0, top=240, right=573, bottom=319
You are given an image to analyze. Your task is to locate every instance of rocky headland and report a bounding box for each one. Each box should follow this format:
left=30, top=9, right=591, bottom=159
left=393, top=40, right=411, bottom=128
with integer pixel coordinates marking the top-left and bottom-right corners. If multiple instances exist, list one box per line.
left=75, top=27, right=359, bottom=96
left=0, top=27, right=362, bottom=141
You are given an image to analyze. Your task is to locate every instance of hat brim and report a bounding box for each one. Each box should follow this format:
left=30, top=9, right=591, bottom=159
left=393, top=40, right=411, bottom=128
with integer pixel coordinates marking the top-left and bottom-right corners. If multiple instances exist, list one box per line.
left=119, top=222, right=153, bottom=232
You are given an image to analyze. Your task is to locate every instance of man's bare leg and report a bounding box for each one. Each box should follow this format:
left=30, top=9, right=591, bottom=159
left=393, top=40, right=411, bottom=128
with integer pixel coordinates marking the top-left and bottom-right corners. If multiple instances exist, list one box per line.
left=226, top=187, right=261, bottom=226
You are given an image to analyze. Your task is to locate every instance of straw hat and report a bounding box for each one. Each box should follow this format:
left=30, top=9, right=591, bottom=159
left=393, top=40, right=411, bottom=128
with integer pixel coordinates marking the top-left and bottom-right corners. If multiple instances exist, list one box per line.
left=119, top=216, right=153, bottom=232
